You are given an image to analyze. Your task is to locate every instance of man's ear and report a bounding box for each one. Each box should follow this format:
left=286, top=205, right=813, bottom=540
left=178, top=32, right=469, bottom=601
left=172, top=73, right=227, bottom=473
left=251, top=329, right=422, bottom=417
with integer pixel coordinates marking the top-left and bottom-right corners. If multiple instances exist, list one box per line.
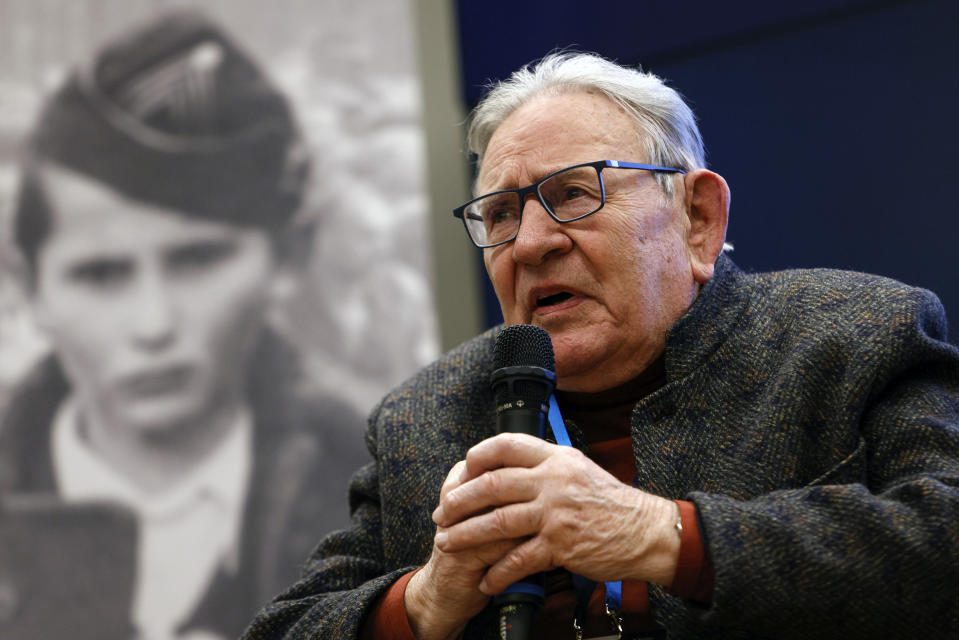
left=682, top=169, right=730, bottom=284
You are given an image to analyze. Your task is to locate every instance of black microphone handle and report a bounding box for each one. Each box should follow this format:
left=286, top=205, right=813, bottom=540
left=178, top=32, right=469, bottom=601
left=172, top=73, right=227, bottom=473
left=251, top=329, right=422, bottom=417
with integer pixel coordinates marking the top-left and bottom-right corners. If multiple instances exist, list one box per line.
left=491, top=393, right=550, bottom=639
left=496, top=593, right=539, bottom=640
left=489, top=325, right=556, bottom=640
left=496, top=408, right=547, bottom=437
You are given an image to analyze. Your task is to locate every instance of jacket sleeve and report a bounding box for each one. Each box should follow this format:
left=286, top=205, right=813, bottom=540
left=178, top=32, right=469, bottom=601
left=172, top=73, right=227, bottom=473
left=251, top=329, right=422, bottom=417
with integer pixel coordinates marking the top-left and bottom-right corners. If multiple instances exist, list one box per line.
left=688, top=287, right=959, bottom=638
left=240, top=401, right=418, bottom=640
left=241, top=329, right=498, bottom=640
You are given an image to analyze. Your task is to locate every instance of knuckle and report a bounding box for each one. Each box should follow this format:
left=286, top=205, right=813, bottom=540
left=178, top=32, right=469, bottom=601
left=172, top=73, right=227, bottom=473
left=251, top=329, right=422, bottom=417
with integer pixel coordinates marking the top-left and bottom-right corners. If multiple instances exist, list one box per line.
left=464, top=444, right=483, bottom=468
left=481, top=470, right=501, bottom=495
left=491, top=506, right=512, bottom=536
left=499, top=432, right=526, bottom=450
left=441, top=461, right=467, bottom=492
left=443, top=488, right=462, bottom=512
left=450, top=459, right=468, bottom=476
left=501, top=550, right=525, bottom=574
left=504, top=542, right=537, bottom=573
left=562, top=446, right=588, bottom=466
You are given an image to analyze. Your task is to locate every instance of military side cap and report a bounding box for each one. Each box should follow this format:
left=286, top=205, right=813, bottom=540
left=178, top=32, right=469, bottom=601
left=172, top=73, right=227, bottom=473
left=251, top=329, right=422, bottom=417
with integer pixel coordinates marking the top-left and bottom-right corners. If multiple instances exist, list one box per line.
left=28, top=8, right=309, bottom=230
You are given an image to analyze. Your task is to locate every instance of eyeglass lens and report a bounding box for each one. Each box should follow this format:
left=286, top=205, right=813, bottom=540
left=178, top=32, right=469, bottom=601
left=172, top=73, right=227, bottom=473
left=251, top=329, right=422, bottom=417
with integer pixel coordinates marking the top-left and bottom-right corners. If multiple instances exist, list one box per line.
left=464, top=165, right=603, bottom=246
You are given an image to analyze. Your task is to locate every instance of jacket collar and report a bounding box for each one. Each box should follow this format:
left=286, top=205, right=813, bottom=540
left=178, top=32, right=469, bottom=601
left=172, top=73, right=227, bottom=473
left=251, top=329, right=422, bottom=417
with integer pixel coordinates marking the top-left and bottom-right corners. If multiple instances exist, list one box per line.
left=664, top=253, right=749, bottom=382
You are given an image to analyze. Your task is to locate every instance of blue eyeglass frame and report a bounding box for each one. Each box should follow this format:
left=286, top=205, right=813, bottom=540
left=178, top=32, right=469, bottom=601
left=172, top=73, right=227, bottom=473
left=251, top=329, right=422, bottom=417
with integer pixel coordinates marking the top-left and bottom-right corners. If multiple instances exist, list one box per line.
left=452, top=159, right=687, bottom=248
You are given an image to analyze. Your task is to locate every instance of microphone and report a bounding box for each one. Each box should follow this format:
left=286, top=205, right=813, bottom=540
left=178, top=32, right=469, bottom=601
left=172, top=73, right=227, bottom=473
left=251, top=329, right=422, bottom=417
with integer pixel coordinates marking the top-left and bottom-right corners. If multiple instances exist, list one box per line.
left=489, top=324, right=556, bottom=640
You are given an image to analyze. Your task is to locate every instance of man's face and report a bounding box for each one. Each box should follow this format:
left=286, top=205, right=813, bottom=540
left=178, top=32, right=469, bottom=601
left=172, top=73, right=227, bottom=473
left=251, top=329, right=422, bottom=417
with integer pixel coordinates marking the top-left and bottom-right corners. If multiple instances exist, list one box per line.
left=480, top=91, right=701, bottom=392
left=31, top=166, right=278, bottom=442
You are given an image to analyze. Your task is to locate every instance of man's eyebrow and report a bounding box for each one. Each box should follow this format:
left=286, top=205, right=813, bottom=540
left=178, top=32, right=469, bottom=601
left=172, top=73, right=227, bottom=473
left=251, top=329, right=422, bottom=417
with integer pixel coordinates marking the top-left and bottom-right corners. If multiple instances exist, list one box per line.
left=479, top=164, right=569, bottom=193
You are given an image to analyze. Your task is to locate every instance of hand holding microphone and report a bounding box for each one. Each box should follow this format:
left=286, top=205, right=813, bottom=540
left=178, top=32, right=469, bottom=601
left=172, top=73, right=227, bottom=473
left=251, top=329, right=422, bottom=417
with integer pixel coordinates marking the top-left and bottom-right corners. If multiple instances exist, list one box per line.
left=418, top=325, right=681, bottom=639
left=407, top=324, right=555, bottom=640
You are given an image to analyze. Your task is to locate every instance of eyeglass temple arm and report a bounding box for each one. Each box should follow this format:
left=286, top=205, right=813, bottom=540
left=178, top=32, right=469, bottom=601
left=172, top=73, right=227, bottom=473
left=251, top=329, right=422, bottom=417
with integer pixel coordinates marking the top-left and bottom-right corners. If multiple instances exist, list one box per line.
left=606, top=160, right=686, bottom=174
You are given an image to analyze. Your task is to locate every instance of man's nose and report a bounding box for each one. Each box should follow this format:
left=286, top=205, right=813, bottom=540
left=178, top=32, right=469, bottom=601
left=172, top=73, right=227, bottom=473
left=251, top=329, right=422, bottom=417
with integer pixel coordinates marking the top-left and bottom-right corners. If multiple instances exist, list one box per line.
left=510, top=196, right=573, bottom=265
left=130, top=268, right=176, bottom=350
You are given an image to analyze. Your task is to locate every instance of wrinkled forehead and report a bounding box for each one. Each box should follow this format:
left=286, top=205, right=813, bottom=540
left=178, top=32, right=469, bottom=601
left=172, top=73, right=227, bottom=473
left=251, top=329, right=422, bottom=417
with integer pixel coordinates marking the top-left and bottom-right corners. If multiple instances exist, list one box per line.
left=476, top=91, right=645, bottom=194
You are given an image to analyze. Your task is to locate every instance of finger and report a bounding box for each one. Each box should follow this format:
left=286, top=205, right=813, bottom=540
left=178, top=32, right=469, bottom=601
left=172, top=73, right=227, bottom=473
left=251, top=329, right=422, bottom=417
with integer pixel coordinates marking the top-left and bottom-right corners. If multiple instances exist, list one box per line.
left=478, top=536, right=554, bottom=596
left=414, top=536, right=521, bottom=633
left=432, top=534, right=522, bottom=571
left=434, top=466, right=538, bottom=526
left=436, top=500, right=541, bottom=551
left=438, top=460, right=470, bottom=501
left=463, top=433, right=554, bottom=479
left=428, top=530, right=523, bottom=588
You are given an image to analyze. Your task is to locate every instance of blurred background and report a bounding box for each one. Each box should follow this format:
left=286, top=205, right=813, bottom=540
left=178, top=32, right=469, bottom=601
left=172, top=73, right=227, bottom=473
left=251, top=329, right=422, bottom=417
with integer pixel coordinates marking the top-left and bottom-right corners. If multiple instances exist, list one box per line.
left=2, top=0, right=958, bottom=416
left=438, top=0, right=959, bottom=339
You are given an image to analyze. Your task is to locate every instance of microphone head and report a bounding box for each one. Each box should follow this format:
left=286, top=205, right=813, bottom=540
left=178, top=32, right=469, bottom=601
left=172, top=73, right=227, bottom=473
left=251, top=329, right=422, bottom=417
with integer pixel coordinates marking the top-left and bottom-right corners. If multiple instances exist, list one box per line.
left=493, top=324, right=555, bottom=371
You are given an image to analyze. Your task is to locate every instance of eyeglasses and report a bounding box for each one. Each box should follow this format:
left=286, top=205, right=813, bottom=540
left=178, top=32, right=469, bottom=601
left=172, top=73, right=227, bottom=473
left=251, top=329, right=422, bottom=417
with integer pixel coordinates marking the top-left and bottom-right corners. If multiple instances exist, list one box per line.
left=452, top=160, right=686, bottom=248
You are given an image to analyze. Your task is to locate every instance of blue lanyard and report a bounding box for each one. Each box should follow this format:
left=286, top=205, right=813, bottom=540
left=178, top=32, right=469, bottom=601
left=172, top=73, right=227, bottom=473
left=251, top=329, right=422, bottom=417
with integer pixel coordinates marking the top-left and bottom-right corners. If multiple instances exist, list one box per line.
left=547, top=396, right=624, bottom=638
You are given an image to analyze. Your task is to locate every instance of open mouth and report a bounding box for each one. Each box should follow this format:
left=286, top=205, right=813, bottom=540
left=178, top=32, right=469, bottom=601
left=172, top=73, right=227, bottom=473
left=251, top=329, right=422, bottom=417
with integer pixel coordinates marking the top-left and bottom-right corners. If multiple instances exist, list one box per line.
left=536, top=291, right=574, bottom=308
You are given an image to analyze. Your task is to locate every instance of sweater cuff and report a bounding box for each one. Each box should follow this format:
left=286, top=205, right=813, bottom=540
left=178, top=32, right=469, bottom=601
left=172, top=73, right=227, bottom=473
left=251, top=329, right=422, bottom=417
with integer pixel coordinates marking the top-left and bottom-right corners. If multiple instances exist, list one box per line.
left=360, top=568, right=419, bottom=640
left=668, top=500, right=715, bottom=603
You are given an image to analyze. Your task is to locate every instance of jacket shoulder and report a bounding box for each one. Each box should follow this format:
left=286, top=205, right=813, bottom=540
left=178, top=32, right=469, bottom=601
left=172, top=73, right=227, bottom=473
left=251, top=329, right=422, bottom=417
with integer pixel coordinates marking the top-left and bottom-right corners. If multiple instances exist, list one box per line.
left=740, top=266, right=950, bottom=344
left=375, top=327, right=498, bottom=412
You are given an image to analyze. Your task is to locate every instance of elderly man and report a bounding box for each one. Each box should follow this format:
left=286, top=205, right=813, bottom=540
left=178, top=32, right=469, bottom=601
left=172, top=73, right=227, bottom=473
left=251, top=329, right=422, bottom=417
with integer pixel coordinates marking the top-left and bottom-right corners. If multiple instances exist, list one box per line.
left=243, top=53, right=959, bottom=639
left=0, top=10, right=367, bottom=640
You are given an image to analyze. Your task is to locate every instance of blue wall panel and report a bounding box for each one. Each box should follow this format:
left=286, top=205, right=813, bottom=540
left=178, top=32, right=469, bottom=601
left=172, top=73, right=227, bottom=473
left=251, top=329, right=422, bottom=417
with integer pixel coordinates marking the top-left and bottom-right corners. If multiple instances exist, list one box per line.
left=456, top=0, right=959, bottom=342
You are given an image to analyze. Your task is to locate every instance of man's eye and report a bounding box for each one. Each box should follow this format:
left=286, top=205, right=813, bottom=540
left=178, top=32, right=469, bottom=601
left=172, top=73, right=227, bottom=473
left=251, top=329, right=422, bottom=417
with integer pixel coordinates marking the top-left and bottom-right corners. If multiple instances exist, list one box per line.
left=488, top=209, right=516, bottom=225
left=563, top=186, right=588, bottom=201
left=167, top=241, right=237, bottom=272
left=68, top=259, right=132, bottom=287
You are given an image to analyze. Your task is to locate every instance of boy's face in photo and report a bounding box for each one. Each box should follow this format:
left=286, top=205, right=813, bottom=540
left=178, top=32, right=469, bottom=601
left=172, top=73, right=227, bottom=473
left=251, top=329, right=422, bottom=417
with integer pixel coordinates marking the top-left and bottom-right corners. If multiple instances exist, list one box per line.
left=29, top=165, right=280, bottom=444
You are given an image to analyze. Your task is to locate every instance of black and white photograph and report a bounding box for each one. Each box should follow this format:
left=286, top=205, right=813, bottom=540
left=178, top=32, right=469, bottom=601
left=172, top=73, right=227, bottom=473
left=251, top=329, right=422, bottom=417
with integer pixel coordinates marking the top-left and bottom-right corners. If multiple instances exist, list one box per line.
left=0, top=1, right=437, bottom=638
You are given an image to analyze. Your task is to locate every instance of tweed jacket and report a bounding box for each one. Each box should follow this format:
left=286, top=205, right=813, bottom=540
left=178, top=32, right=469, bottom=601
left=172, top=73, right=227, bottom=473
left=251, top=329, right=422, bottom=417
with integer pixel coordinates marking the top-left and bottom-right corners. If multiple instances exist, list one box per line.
left=243, top=255, right=959, bottom=639
left=0, top=332, right=368, bottom=639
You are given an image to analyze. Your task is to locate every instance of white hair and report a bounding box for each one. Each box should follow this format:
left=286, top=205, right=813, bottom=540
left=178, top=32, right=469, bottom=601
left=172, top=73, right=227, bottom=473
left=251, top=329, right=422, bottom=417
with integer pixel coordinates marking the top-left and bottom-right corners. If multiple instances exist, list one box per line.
left=467, top=51, right=706, bottom=198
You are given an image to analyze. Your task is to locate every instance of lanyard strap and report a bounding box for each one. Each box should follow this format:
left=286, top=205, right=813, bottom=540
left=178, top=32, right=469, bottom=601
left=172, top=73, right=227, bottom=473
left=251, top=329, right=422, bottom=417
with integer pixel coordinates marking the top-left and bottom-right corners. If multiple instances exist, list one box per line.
left=547, top=395, right=572, bottom=446
left=547, top=395, right=623, bottom=636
